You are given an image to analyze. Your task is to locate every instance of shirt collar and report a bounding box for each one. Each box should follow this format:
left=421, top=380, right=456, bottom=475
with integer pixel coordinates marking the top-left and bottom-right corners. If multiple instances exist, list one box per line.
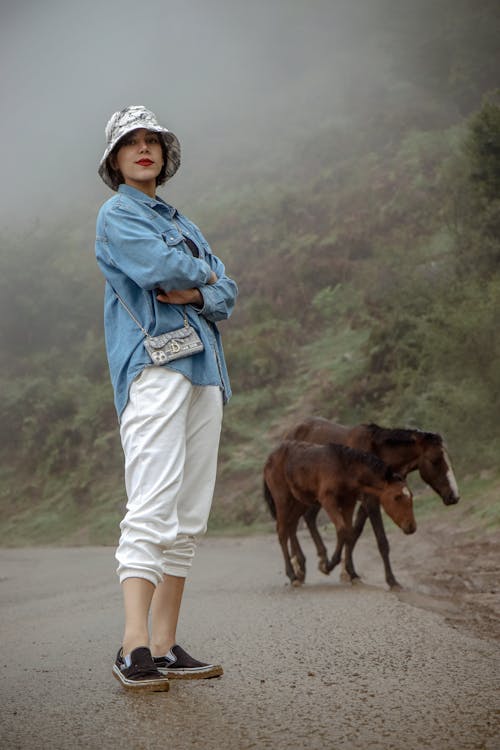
left=117, top=183, right=177, bottom=218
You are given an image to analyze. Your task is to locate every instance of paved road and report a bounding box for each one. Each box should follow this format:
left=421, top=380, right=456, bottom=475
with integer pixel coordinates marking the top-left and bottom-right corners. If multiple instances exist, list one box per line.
left=1, top=533, right=499, bottom=750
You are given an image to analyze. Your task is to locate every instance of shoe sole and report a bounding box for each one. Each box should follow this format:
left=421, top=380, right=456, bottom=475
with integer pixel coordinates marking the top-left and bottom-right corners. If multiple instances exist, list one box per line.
left=157, top=665, right=223, bottom=680
left=112, top=665, right=170, bottom=692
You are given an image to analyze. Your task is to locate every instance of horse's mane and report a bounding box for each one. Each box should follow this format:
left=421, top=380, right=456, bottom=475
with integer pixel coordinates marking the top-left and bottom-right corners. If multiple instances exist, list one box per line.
left=327, top=442, right=390, bottom=478
left=363, top=423, right=443, bottom=447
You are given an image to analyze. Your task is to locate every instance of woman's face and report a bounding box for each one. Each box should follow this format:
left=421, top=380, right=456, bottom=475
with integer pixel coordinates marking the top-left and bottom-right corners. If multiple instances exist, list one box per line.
left=111, top=128, right=164, bottom=195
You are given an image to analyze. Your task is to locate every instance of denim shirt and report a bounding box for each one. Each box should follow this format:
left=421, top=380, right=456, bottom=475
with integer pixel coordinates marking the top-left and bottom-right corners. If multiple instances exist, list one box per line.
left=95, top=184, right=238, bottom=418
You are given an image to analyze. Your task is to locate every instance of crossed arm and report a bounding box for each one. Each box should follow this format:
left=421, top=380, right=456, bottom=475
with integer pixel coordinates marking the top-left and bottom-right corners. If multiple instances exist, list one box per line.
left=156, top=270, right=218, bottom=307
left=101, top=205, right=237, bottom=321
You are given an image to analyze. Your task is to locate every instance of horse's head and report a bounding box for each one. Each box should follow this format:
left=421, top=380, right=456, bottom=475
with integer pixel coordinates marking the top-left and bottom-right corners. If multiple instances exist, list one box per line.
left=379, top=471, right=416, bottom=535
left=417, top=437, right=460, bottom=506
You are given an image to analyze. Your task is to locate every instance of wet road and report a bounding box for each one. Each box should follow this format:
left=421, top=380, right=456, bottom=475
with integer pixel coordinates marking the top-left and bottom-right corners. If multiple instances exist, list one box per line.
left=1, top=533, right=499, bottom=750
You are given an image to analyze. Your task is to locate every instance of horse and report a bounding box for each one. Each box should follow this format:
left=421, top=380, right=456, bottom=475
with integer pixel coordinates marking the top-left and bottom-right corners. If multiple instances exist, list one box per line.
left=284, top=417, right=460, bottom=588
left=263, top=440, right=416, bottom=587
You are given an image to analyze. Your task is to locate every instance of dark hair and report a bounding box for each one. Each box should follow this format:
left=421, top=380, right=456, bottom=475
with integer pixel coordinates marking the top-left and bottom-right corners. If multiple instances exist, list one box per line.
left=106, top=135, right=169, bottom=191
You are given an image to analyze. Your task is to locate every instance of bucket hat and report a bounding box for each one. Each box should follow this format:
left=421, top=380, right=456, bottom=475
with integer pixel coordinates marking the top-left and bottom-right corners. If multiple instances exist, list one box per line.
left=98, top=105, right=181, bottom=190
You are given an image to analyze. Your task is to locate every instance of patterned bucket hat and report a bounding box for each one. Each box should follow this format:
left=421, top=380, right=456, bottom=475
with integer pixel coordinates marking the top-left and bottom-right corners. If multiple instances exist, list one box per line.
left=98, top=105, right=181, bottom=190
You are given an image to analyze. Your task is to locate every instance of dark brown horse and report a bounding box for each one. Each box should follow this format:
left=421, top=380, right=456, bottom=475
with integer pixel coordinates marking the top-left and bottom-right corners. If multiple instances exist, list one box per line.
left=284, top=418, right=460, bottom=588
left=264, top=440, right=416, bottom=586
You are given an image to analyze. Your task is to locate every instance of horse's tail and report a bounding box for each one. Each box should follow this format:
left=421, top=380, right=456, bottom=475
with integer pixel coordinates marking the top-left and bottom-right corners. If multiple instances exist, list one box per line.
left=263, top=478, right=277, bottom=519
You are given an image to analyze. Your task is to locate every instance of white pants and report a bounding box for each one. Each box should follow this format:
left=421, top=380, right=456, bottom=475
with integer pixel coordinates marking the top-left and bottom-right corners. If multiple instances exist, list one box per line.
left=116, top=367, right=223, bottom=586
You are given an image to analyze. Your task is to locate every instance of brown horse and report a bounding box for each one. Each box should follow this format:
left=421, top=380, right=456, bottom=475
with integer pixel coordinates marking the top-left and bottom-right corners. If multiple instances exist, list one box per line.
left=263, top=440, right=416, bottom=586
left=284, top=418, right=460, bottom=588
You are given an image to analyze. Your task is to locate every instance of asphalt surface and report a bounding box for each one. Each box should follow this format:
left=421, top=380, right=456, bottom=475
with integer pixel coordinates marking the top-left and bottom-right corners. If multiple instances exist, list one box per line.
left=1, top=532, right=499, bottom=750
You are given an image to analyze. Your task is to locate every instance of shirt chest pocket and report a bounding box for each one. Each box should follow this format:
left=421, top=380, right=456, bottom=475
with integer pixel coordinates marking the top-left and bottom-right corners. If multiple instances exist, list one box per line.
left=162, top=229, right=184, bottom=248
left=161, top=229, right=203, bottom=259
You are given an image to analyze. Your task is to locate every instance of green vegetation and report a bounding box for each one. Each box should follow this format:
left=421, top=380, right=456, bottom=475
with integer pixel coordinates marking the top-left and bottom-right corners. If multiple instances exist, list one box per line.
left=1, top=3, right=500, bottom=545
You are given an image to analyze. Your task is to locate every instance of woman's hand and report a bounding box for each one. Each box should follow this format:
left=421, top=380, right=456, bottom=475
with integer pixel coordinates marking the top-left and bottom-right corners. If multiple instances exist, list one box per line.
left=156, top=272, right=217, bottom=305
left=156, top=288, right=203, bottom=305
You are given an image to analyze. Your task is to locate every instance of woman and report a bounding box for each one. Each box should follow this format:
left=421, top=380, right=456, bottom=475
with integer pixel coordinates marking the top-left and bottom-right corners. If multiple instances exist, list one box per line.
left=95, top=105, right=238, bottom=692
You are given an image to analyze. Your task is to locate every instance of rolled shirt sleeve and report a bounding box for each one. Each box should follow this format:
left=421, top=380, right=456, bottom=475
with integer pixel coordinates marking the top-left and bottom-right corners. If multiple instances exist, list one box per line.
left=196, top=264, right=238, bottom=322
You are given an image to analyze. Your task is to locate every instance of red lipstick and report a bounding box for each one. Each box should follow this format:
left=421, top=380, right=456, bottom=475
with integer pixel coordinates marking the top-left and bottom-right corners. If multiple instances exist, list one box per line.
left=136, top=159, right=154, bottom=166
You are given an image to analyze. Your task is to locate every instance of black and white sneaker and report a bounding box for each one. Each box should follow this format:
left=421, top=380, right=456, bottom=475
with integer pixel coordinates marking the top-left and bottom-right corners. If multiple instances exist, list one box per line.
left=113, top=646, right=170, bottom=692
left=153, top=644, right=223, bottom=680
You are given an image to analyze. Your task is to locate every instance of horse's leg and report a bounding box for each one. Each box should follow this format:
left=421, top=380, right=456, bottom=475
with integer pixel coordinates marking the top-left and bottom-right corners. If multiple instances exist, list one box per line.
left=289, top=507, right=307, bottom=583
left=364, top=500, right=401, bottom=590
left=338, top=502, right=360, bottom=583
left=318, top=494, right=349, bottom=573
left=340, top=501, right=368, bottom=581
left=276, top=520, right=298, bottom=586
left=303, top=504, right=330, bottom=575
left=352, top=501, right=369, bottom=545
left=274, top=496, right=307, bottom=586
left=266, top=475, right=301, bottom=585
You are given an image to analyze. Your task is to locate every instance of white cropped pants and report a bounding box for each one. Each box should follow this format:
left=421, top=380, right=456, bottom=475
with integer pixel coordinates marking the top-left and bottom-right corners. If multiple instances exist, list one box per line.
left=116, top=367, right=223, bottom=586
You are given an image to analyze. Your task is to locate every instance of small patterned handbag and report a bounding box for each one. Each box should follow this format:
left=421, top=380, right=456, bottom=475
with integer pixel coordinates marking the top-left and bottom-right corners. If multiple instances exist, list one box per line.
left=112, top=288, right=204, bottom=366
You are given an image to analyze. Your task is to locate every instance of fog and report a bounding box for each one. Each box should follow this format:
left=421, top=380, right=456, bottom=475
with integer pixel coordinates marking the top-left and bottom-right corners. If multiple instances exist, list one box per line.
left=0, top=0, right=389, bottom=228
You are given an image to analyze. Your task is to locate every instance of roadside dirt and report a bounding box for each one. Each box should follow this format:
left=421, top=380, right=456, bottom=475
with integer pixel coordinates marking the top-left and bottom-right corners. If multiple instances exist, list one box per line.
left=392, top=519, right=500, bottom=642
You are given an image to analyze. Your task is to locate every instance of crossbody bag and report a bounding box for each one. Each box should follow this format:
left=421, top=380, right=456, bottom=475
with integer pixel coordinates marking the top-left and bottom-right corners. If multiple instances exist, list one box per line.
left=112, top=288, right=204, bottom=366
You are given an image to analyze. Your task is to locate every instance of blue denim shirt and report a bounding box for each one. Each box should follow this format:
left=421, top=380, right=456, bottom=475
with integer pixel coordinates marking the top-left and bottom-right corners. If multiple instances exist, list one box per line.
left=95, top=184, right=238, bottom=418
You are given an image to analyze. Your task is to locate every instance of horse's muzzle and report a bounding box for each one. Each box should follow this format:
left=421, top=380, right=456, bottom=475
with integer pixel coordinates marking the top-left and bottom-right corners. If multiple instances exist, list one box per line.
left=402, top=520, right=417, bottom=534
left=443, top=493, right=460, bottom=506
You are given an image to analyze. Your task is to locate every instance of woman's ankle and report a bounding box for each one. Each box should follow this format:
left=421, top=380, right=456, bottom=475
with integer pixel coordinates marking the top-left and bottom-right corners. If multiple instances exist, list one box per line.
left=150, top=638, right=175, bottom=657
left=122, top=629, right=150, bottom=657
left=122, top=642, right=150, bottom=657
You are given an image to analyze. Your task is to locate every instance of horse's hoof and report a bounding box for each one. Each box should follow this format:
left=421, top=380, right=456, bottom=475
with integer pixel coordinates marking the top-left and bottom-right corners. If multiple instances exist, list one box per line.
left=389, top=582, right=403, bottom=591
left=291, top=556, right=305, bottom=581
left=318, top=561, right=330, bottom=576
left=291, top=578, right=303, bottom=587
left=339, top=569, right=351, bottom=582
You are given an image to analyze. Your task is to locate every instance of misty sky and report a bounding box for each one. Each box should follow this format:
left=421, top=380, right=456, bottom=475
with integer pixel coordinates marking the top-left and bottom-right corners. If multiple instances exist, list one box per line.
left=0, top=0, right=388, bottom=229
